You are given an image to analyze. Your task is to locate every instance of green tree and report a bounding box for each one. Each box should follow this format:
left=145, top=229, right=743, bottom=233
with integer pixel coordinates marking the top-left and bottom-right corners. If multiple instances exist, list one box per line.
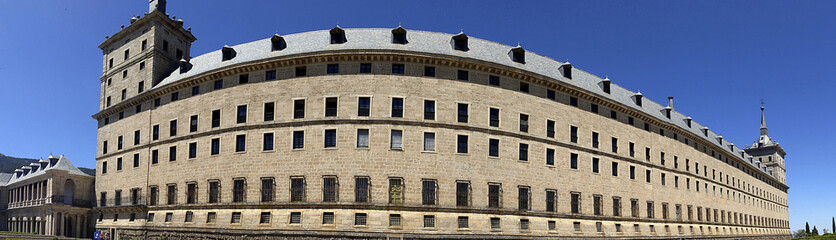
left=807, top=222, right=811, bottom=234
left=833, top=217, right=835, bottom=235
left=813, top=225, right=819, bottom=236
left=793, top=229, right=808, bottom=238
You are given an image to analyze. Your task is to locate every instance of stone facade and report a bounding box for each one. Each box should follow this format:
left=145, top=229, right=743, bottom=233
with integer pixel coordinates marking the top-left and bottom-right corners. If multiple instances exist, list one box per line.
left=93, top=1, right=790, bottom=239
left=0, top=155, right=95, bottom=238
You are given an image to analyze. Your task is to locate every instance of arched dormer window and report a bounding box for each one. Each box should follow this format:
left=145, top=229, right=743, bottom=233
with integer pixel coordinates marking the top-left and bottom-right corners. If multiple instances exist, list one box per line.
left=452, top=32, right=468, bottom=51
left=392, top=26, right=407, bottom=44
left=330, top=26, right=346, bottom=44
left=559, top=61, right=572, bottom=79
left=600, top=77, right=611, bottom=94
left=271, top=33, right=286, bottom=51
left=179, top=59, right=191, bottom=73
left=221, top=45, right=235, bottom=61
left=509, top=45, right=525, bottom=63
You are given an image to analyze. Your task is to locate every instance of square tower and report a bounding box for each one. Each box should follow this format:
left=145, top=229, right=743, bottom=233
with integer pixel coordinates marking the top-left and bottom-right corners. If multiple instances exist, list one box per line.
left=97, top=0, right=195, bottom=112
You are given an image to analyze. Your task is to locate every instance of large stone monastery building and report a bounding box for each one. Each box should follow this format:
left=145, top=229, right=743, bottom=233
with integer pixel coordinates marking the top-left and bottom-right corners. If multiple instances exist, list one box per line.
left=93, top=1, right=790, bottom=239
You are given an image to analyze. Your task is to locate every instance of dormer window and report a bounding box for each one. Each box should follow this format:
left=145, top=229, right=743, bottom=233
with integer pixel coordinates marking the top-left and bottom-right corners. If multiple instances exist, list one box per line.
left=601, top=78, right=611, bottom=94
left=179, top=59, right=191, bottom=73
left=392, top=26, right=407, bottom=44
left=559, top=62, right=572, bottom=79
left=633, top=93, right=643, bottom=107
left=685, top=117, right=692, bottom=128
left=271, top=34, right=286, bottom=51
left=222, top=45, right=235, bottom=61
left=330, top=26, right=346, bottom=44
left=716, top=136, right=723, bottom=144
left=509, top=46, right=525, bottom=64
left=452, top=32, right=468, bottom=51
left=701, top=127, right=709, bottom=137
left=664, top=107, right=672, bottom=119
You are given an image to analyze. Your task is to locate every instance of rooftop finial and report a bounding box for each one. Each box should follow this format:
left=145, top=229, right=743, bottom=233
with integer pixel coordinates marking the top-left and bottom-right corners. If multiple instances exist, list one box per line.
left=760, top=102, right=767, bottom=135
left=149, top=0, right=167, bottom=14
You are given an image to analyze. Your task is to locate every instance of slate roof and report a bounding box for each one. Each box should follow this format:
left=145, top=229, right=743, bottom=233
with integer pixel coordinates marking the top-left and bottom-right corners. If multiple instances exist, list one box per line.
left=152, top=28, right=776, bottom=180
left=3, top=155, right=92, bottom=186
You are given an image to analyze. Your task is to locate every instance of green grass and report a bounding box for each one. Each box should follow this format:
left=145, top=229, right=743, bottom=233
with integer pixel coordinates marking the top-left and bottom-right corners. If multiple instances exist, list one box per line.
left=797, top=233, right=836, bottom=239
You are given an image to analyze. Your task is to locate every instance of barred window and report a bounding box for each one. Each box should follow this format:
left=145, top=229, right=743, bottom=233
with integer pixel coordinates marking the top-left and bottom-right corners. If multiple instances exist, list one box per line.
left=290, top=177, right=305, bottom=202
left=520, top=219, right=530, bottom=230
left=423, top=215, right=435, bottom=228
left=456, top=181, right=470, bottom=207
left=354, top=176, right=370, bottom=203
left=549, top=220, right=557, bottom=231
left=166, top=184, right=176, bottom=205
left=631, top=199, right=639, bottom=217
left=389, top=178, right=404, bottom=204
left=571, top=192, right=581, bottom=214
left=207, top=212, right=216, bottom=223
left=290, top=212, right=301, bottom=224
left=259, top=212, right=270, bottom=224
left=488, top=183, right=502, bottom=208
left=389, top=214, right=401, bottom=227
left=613, top=197, right=622, bottom=216
left=421, top=179, right=437, bottom=205
left=518, top=186, right=530, bottom=211
left=354, top=213, right=367, bottom=225
left=322, top=212, right=335, bottom=224
left=261, top=178, right=274, bottom=202
left=185, top=211, right=194, bottom=222
left=186, top=183, right=197, bottom=204
left=593, top=194, right=602, bottom=215
left=233, top=178, right=245, bottom=202
left=149, top=186, right=158, bottom=206
left=323, top=176, right=338, bottom=202
left=546, top=189, right=557, bottom=212
left=208, top=180, right=219, bottom=203
left=491, top=217, right=501, bottom=229
left=457, top=216, right=469, bottom=229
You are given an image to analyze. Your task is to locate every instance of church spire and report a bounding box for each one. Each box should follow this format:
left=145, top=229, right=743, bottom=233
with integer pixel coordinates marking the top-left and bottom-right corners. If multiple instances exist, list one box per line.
left=760, top=105, right=767, bottom=136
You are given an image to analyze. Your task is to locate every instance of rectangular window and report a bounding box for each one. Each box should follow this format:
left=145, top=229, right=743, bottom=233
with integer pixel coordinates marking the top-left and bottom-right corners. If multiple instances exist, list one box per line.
left=519, top=114, right=529, bottom=132
left=290, top=177, right=305, bottom=202
left=388, top=178, right=404, bottom=204
left=322, top=212, right=335, bottom=225
left=570, top=126, right=578, bottom=143
left=489, top=108, right=500, bottom=127
left=423, top=132, right=435, bottom=151
left=189, top=115, right=198, bottom=132
left=424, top=215, right=436, bottom=228
left=423, top=100, right=435, bottom=120
left=238, top=74, right=249, bottom=84
left=230, top=212, right=241, bottom=224
left=592, top=132, right=599, bottom=148
left=327, top=64, right=339, bottom=74
left=186, top=183, right=197, bottom=204
left=188, top=142, right=197, bottom=158
left=118, top=136, right=123, bottom=150
left=570, top=97, right=578, bottom=106
left=324, top=129, right=337, bottom=148
left=263, top=133, right=274, bottom=151
left=213, top=80, right=224, bottom=90
left=389, top=214, right=401, bottom=227
left=169, top=120, right=177, bottom=137
left=211, top=138, right=220, bottom=155
left=458, top=216, right=469, bottom=229
left=358, top=97, right=370, bottom=116
left=261, top=178, right=274, bottom=202
left=488, top=183, right=501, bottom=208
left=265, top=70, right=276, bottom=80
left=169, top=146, right=177, bottom=161
left=457, top=135, right=468, bottom=153
left=323, top=176, right=338, bottom=202
left=171, top=92, right=178, bottom=101
left=391, top=64, right=405, bottom=74
left=325, top=97, right=338, bottom=117
left=355, top=213, right=368, bottom=226
left=592, top=157, right=599, bottom=173
left=518, top=143, right=528, bottom=161
left=138, top=81, right=145, bottom=93
left=134, top=130, right=141, bottom=145
left=293, top=131, right=304, bottom=149
left=210, top=109, right=220, bottom=128
left=570, top=153, right=578, bottom=169
left=645, top=147, right=651, bottom=161
left=647, top=201, right=654, bottom=218
left=546, top=148, right=555, bottom=165
left=293, top=99, right=305, bottom=119
left=192, top=86, right=200, bottom=96
left=357, top=129, right=370, bottom=148
left=489, top=75, right=500, bottom=86
left=610, top=110, right=617, bottom=119
left=295, top=66, right=306, bottom=77
left=646, top=169, right=652, bottom=183
left=264, top=102, right=274, bottom=121
left=489, top=139, right=500, bottom=157
left=121, top=89, right=127, bottom=100
left=236, top=105, right=247, bottom=123
left=133, top=153, right=139, bottom=168
left=593, top=195, right=602, bottom=215
left=354, top=177, right=369, bottom=202
left=235, top=134, right=246, bottom=152
left=571, top=192, right=581, bottom=214
left=456, top=181, right=470, bottom=207
left=546, top=190, right=557, bottom=212
left=390, top=130, right=403, bottom=150
left=360, top=63, right=372, bottom=73
left=151, top=149, right=159, bottom=164
left=289, top=212, right=302, bottom=224
left=154, top=98, right=160, bottom=107
left=232, top=179, right=245, bottom=202
left=391, top=98, right=403, bottom=117
left=629, top=142, right=635, bottom=157
left=207, top=181, right=219, bottom=203
left=117, top=157, right=122, bottom=171
left=613, top=197, right=622, bottom=216
left=257, top=212, right=270, bottom=224
left=630, top=166, right=636, bottom=179
left=612, top=137, right=618, bottom=153
left=167, top=184, right=176, bottom=205
left=518, top=186, right=530, bottom=211
left=457, top=70, right=468, bottom=81
left=457, top=103, right=468, bottom=123
left=631, top=199, right=639, bottom=217
left=546, top=120, right=555, bottom=138
left=423, top=66, right=435, bottom=77
left=148, top=186, right=158, bottom=206
left=612, top=162, right=618, bottom=176
left=421, top=179, right=437, bottom=205
left=519, top=82, right=529, bottom=93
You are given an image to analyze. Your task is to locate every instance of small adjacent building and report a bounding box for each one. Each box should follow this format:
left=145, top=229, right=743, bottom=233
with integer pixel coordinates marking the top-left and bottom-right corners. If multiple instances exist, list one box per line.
left=0, top=154, right=95, bottom=238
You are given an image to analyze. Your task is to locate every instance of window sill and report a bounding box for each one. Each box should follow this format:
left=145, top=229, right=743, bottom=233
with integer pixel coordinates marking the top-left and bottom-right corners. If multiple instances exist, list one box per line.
left=234, top=151, right=246, bottom=154
left=517, top=160, right=529, bottom=163
left=356, top=147, right=370, bottom=150
left=455, top=153, right=469, bottom=156
left=323, top=147, right=338, bottom=150
left=292, top=148, right=305, bottom=151
left=390, top=148, right=404, bottom=151
left=546, top=165, right=556, bottom=168
left=421, top=150, right=436, bottom=154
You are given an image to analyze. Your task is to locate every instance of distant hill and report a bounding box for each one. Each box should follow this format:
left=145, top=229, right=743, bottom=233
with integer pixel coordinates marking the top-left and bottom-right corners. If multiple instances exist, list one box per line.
left=0, top=153, right=96, bottom=176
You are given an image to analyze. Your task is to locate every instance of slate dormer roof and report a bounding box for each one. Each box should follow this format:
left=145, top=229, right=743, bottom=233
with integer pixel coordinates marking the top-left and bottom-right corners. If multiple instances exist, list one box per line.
left=3, top=155, right=92, bottom=186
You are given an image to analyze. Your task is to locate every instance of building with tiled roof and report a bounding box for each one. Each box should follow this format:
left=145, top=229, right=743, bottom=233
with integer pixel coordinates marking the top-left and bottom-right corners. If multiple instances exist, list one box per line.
left=93, top=0, right=789, bottom=239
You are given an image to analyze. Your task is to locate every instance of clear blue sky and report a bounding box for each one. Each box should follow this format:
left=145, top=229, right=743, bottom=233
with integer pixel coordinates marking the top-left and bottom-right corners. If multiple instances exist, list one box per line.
left=0, top=0, right=832, bottom=232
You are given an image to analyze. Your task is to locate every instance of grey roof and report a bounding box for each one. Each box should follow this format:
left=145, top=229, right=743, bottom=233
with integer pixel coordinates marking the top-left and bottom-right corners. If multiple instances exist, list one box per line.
left=3, top=155, right=92, bottom=186
left=153, top=28, right=777, bottom=181
left=0, top=173, right=13, bottom=186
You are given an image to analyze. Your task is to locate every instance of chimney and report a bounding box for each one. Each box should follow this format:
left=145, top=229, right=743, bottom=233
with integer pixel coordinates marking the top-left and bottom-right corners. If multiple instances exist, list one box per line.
left=149, top=0, right=167, bottom=14
left=668, top=97, right=674, bottom=109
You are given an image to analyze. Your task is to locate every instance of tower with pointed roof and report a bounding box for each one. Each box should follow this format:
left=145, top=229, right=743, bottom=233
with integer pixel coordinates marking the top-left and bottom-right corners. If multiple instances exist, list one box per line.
left=745, top=106, right=787, bottom=184
left=97, top=0, right=195, bottom=112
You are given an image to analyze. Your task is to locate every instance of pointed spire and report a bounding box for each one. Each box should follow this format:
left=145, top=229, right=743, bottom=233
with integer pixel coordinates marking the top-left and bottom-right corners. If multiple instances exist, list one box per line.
left=760, top=105, right=767, bottom=136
